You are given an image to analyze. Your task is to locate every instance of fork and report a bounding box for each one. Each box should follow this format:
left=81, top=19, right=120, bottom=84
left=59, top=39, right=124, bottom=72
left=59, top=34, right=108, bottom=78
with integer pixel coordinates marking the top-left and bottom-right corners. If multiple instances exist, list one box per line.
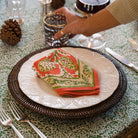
left=0, top=108, right=24, bottom=138
left=128, top=38, right=138, bottom=52
left=9, top=101, right=47, bottom=138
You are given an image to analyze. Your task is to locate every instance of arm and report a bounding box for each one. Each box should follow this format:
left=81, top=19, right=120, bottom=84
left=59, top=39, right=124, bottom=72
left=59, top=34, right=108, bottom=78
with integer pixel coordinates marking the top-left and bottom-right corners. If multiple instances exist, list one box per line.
left=107, top=0, right=138, bottom=24
left=54, top=0, right=138, bottom=40
left=54, top=8, right=120, bottom=39
left=81, top=8, right=120, bottom=35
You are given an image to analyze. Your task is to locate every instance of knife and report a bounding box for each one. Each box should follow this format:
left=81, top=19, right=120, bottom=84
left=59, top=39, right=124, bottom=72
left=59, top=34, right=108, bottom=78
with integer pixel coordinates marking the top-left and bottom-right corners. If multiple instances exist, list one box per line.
left=105, top=47, right=138, bottom=72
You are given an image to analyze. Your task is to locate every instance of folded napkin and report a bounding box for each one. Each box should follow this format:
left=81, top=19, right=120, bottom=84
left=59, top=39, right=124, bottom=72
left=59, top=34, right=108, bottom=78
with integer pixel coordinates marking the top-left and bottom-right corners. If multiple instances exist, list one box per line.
left=32, top=48, right=100, bottom=97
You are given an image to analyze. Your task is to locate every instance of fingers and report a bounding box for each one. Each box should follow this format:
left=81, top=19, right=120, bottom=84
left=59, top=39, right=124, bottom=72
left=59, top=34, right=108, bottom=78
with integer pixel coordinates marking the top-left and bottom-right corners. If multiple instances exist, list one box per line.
left=54, top=16, right=88, bottom=40
left=54, top=19, right=84, bottom=40
left=54, top=29, right=75, bottom=40
left=54, top=30, right=63, bottom=40
left=54, top=27, right=70, bottom=40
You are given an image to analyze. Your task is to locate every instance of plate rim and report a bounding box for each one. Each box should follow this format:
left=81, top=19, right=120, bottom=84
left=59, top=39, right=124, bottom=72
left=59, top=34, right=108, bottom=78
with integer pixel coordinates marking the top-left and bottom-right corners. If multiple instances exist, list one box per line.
left=8, top=46, right=127, bottom=119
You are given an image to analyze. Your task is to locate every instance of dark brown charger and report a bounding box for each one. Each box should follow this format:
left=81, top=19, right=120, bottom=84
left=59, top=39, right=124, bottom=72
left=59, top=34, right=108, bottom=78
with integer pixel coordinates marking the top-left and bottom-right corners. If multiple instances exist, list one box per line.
left=8, top=46, right=127, bottom=119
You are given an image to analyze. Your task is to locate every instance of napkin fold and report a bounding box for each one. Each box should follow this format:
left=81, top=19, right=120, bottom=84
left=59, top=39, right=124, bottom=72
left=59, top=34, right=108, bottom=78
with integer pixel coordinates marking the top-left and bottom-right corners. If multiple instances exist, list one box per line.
left=32, top=48, right=100, bottom=97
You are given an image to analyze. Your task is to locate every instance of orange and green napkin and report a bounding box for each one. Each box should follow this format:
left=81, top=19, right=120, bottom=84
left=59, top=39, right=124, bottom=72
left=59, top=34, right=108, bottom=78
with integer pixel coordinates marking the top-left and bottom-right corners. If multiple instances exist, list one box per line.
left=32, top=48, right=100, bottom=97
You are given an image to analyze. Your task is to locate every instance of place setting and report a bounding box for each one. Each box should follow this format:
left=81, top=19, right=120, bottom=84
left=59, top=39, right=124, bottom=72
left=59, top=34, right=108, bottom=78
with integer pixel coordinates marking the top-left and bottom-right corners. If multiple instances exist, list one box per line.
left=2, top=0, right=127, bottom=119
left=7, top=44, right=127, bottom=119
left=0, top=0, right=138, bottom=138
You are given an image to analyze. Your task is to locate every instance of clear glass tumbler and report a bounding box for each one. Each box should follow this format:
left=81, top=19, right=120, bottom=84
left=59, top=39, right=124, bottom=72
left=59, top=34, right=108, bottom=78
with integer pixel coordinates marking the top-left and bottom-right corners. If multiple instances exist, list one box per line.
left=5, top=0, right=26, bottom=24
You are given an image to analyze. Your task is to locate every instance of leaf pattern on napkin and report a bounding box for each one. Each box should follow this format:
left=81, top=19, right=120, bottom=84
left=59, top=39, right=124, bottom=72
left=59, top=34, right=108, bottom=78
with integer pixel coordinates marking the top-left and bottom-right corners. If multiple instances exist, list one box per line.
left=32, top=48, right=100, bottom=97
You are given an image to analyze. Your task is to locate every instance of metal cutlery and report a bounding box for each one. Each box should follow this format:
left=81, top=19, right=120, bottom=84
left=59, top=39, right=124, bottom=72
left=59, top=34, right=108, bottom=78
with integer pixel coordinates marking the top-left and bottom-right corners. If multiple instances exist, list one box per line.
left=0, top=108, right=24, bottom=138
left=105, top=47, right=138, bottom=72
left=128, top=38, right=138, bottom=52
left=9, top=101, right=47, bottom=138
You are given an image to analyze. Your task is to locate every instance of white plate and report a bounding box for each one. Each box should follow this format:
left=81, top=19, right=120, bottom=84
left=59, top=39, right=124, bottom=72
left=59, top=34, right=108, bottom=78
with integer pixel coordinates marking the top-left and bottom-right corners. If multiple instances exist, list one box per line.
left=18, top=47, right=119, bottom=109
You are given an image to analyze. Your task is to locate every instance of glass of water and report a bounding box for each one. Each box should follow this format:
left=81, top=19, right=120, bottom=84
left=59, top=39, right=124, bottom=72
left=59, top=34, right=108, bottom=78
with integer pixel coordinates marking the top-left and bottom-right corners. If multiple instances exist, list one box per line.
left=5, top=0, right=26, bottom=24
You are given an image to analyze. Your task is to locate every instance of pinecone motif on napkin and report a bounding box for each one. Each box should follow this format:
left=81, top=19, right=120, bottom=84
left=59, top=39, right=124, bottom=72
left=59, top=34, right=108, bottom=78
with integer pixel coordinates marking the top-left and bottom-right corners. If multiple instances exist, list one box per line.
left=0, top=19, right=22, bottom=46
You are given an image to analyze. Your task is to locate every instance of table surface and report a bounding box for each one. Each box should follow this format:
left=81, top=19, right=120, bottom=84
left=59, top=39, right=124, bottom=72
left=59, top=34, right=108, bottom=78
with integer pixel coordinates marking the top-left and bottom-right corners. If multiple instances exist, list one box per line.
left=0, top=0, right=138, bottom=138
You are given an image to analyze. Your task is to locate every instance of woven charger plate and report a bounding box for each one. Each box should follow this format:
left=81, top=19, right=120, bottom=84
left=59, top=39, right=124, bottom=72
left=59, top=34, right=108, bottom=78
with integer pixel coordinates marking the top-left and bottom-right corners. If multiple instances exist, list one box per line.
left=8, top=46, right=127, bottom=119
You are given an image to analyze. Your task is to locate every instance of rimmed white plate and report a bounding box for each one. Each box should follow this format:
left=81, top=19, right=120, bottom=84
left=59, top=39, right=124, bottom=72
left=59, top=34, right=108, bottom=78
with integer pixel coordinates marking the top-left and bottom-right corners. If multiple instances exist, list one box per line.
left=18, top=47, right=119, bottom=109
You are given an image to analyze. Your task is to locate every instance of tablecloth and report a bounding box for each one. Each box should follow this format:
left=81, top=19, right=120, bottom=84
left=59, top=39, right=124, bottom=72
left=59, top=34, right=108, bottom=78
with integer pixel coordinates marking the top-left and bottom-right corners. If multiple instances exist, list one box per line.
left=0, top=0, right=138, bottom=137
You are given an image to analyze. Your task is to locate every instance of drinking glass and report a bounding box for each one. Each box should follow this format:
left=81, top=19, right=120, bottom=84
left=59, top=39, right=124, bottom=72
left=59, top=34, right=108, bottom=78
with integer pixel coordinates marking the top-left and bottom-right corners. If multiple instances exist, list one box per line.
left=43, top=13, right=69, bottom=47
left=74, top=0, right=110, bottom=50
left=5, top=0, right=26, bottom=24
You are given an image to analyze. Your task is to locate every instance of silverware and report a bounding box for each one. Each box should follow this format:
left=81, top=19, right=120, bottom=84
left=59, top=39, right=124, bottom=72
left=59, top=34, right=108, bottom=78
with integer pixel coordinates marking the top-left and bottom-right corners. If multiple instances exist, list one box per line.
left=9, top=102, right=47, bottom=138
left=128, top=38, right=138, bottom=52
left=105, top=47, right=138, bottom=72
left=0, top=108, right=24, bottom=138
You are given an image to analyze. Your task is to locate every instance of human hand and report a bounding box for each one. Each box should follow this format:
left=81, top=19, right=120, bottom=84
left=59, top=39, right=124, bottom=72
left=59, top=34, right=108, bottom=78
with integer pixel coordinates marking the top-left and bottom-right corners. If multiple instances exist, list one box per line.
left=54, top=7, right=121, bottom=40
left=54, top=18, right=89, bottom=40
left=54, top=7, right=87, bottom=40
